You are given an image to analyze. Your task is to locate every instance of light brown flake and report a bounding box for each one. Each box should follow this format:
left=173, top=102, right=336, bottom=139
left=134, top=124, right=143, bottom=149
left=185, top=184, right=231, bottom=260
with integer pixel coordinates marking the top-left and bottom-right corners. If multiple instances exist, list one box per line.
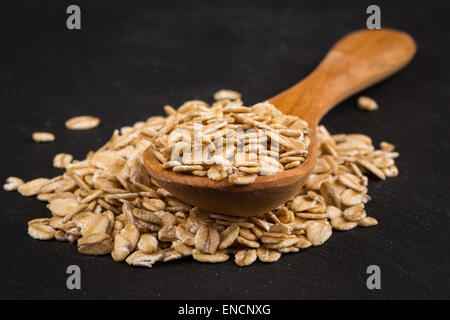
left=47, top=197, right=80, bottom=217
left=330, top=217, right=358, bottom=231
left=192, top=249, right=229, bottom=263
left=235, top=249, right=257, bottom=266
left=194, top=225, right=220, bottom=254
left=342, top=204, right=366, bottom=222
left=18, top=178, right=50, bottom=197
left=218, top=224, right=240, bottom=250
left=357, top=96, right=378, bottom=111
left=126, top=250, right=163, bottom=268
left=28, top=218, right=55, bottom=240
left=256, top=247, right=282, bottom=263
left=137, top=233, right=159, bottom=254
left=77, top=233, right=113, bottom=255
left=112, top=224, right=140, bottom=261
left=305, top=220, right=332, bottom=246
left=380, top=141, right=395, bottom=152
left=358, top=216, right=378, bottom=227
left=32, top=132, right=55, bottom=142
left=65, top=116, right=100, bottom=130
left=214, top=89, right=242, bottom=101
left=53, top=153, right=73, bottom=168
left=3, top=176, right=24, bottom=191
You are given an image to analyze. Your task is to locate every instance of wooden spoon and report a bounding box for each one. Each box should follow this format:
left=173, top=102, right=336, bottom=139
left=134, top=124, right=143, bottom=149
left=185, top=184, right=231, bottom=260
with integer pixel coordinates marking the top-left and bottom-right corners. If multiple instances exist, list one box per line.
left=143, top=28, right=416, bottom=216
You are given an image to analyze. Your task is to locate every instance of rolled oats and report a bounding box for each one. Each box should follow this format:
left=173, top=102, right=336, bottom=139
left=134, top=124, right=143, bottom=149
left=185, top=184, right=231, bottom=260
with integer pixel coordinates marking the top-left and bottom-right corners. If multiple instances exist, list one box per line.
left=3, top=177, right=24, bottom=191
left=342, top=204, right=366, bottom=222
left=28, top=218, right=55, bottom=240
left=152, top=100, right=310, bottom=185
left=172, top=240, right=193, bottom=256
left=357, top=96, right=378, bottom=111
left=53, top=153, right=73, bottom=168
left=218, top=223, right=240, bottom=249
left=235, top=249, right=257, bottom=266
left=213, top=89, right=242, bottom=101
left=47, top=197, right=80, bottom=217
left=137, top=233, right=159, bottom=254
left=32, top=132, right=55, bottom=142
left=126, top=250, right=163, bottom=268
left=65, top=116, right=100, bottom=130
left=9, top=91, right=398, bottom=268
left=305, top=220, right=332, bottom=246
left=256, top=247, right=282, bottom=263
left=18, top=178, right=50, bottom=197
left=194, top=225, right=220, bottom=254
left=330, top=217, right=358, bottom=231
left=192, top=249, right=229, bottom=263
left=112, top=224, right=140, bottom=261
left=77, top=233, right=113, bottom=255
left=358, top=216, right=378, bottom=227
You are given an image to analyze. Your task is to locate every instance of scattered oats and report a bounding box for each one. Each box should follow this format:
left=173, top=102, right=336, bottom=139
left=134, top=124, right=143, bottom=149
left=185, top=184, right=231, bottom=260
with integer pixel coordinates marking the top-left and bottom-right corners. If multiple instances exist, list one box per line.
left=8, top=92, right=398, bottom=268
left=357, top=96, right=378, bottom=111
left=32, top=132, right=55, bottom=142
left=65, top=116, right=100, bottom=130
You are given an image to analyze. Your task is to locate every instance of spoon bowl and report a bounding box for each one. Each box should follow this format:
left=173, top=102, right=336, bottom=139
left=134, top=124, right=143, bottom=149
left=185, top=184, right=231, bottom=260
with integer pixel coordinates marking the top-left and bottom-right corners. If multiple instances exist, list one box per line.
left=144, top=29, right=416, bottom=216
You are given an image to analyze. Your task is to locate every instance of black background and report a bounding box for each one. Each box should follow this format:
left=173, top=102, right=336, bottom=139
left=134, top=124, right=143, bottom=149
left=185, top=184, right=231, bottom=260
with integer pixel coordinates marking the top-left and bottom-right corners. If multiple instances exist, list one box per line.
left=1, top=0, right=449, bottom=299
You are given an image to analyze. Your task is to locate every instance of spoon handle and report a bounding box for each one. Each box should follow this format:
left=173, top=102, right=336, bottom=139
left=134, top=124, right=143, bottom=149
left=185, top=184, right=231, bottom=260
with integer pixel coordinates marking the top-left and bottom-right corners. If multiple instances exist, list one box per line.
left=269, top=29, right=416, bottom=125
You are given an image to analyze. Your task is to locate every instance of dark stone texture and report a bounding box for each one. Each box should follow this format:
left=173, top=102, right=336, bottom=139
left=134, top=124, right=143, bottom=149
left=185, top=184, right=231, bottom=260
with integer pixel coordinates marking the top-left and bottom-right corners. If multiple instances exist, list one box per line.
left=0, top=0, right=448, bottom=299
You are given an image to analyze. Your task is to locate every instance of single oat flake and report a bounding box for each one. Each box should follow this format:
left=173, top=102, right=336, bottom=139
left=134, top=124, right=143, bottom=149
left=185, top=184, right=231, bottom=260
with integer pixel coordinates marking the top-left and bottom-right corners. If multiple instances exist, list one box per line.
left=65, top=116, right=100, bottom=130
left=5, top=91, right=399, bottom=267
left=32, top=132, right=55, bottom=142
left=357, top=96, right=378, bottom=111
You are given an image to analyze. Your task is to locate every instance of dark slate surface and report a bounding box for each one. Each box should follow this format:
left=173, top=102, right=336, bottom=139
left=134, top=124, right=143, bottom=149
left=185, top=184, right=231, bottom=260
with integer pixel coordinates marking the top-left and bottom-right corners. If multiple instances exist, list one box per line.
left=0, top=0, right=449, bottom=299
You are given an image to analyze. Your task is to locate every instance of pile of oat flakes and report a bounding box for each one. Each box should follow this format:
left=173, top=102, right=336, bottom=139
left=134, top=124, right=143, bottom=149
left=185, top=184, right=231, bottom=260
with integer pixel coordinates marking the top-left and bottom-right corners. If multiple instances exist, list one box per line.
left=4, top=91, right=399, bottom=267
left=152, top=91, right=310, bottom=185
